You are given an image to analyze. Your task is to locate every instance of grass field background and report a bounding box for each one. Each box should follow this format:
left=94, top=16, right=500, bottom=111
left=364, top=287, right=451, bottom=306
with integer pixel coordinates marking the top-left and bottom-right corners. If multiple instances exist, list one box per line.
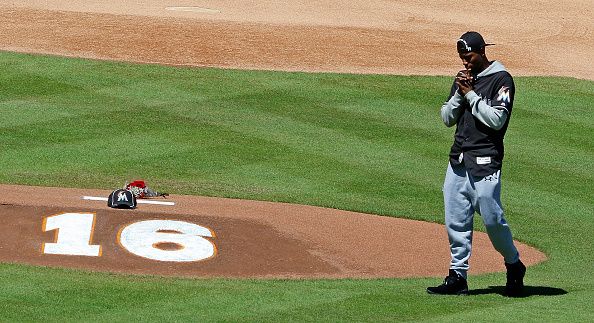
left=1, top=51, right=593, bottom=321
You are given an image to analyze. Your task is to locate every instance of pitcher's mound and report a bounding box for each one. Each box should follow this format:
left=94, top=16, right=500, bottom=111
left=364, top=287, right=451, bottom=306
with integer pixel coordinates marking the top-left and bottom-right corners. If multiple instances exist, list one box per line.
left=0, top=184, right=546, bottom=278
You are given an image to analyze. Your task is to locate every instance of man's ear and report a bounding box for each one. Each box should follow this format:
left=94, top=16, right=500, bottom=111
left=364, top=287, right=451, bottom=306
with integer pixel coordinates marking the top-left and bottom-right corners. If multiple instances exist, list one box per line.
left=478, top=47, right=487, bottom=57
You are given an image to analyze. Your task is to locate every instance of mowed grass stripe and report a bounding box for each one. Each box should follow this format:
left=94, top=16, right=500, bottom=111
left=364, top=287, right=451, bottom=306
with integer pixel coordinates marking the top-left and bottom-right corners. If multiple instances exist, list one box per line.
left=0, top=51, right=593, bottom=321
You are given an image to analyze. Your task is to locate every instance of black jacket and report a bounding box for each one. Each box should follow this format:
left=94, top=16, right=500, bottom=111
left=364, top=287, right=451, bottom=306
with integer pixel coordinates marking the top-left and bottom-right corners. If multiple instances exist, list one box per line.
left=440, top=61, right=515, bottom=177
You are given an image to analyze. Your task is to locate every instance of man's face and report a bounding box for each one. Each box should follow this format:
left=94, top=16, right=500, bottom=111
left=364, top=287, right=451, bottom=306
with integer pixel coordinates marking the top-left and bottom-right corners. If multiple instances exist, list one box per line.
left=458, top=50, right=485, bottom=73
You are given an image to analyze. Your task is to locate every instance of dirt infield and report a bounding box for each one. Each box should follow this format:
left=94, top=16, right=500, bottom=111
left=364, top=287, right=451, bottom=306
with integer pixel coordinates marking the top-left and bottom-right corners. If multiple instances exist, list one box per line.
left=1, top=0, right=592, bottom=79
left=0, top=0, right=581, bottom=278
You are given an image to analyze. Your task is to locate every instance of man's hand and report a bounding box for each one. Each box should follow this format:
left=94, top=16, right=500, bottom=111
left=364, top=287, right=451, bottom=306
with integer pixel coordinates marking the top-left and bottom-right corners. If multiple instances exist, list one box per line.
left=455, top=70, right=474, bottom=96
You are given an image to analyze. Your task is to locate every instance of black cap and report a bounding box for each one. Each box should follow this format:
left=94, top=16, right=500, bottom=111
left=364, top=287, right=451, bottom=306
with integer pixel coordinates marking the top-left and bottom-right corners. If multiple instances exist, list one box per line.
left=457, top=31, right=494, bottom=53
left=107, top=189, right=137, bottom=209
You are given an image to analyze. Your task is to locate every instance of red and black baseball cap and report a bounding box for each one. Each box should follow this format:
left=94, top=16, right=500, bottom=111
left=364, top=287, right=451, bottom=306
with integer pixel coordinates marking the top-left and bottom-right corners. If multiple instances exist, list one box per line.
left=457, top=31, right=494, bottom=53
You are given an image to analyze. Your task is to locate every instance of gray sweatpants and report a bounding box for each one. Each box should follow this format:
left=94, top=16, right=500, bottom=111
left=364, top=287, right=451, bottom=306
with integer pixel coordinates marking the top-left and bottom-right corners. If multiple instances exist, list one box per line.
left=443, top=162, right=519, bottom=279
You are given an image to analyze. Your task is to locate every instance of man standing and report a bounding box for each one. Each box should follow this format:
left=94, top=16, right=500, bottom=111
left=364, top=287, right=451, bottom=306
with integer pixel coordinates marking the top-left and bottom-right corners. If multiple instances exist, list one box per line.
left=427, top=31, right=526, bottom=296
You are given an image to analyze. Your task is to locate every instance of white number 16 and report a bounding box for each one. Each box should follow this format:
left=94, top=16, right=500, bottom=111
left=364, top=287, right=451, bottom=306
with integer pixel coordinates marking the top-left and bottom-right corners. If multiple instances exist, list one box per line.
left=42, top=213, right=216, bottom=262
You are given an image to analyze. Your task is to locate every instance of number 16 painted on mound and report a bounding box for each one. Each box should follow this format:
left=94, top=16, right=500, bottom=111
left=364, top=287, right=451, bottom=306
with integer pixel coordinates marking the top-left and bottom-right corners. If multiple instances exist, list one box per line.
left=42, top=213, right=216, bottom=262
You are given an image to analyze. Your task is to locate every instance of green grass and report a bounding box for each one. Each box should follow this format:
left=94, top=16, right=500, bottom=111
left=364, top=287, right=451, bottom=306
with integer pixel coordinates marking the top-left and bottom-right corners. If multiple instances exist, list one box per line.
left=1, top=51, right=593, bottom=321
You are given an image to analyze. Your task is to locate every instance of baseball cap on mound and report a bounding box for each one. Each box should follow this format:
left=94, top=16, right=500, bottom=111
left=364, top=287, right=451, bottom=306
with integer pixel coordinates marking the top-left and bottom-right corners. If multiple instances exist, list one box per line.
left=457, top=31, right=494, bottom=53
left=107, top=189, right=137, bottom=209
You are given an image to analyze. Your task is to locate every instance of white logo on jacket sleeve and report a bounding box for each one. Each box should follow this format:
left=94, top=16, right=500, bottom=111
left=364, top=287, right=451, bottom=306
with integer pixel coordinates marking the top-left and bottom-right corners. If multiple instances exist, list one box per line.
left=497, top=86, right=511, bottom=105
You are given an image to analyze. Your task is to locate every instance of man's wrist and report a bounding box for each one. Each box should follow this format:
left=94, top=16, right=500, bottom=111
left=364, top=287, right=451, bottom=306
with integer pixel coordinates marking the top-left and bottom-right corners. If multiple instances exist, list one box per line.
left=464, top=90, right=478, bottom=101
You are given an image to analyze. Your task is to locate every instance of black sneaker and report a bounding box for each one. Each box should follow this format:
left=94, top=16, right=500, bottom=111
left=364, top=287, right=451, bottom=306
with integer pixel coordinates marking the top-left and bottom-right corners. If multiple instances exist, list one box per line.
left=427, top=270, right=469, bottom=295
left=504, top=260, right=526, bottom=297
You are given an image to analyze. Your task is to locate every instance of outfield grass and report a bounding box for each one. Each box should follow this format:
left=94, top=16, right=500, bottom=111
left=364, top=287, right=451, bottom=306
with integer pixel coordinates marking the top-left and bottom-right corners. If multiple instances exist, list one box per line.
left=1, top=51, right=593, bottom=321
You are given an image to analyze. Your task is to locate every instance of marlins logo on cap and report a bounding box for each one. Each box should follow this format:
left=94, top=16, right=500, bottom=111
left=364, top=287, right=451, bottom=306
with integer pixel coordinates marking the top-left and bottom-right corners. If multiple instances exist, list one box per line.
left=107, top=189, right=137, bottom=209
left=457, top=31, right=494, bottom=53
